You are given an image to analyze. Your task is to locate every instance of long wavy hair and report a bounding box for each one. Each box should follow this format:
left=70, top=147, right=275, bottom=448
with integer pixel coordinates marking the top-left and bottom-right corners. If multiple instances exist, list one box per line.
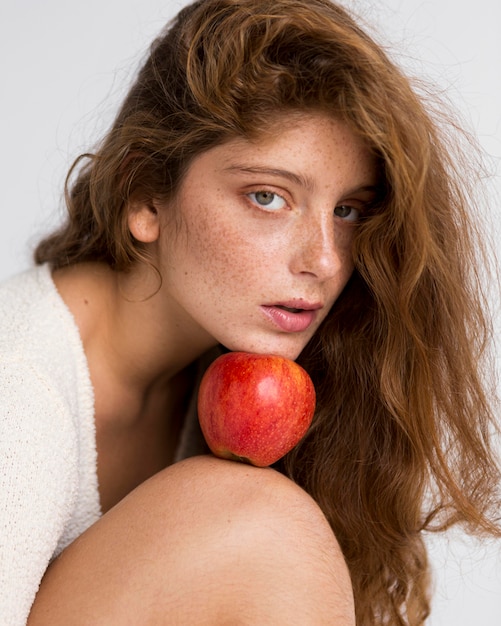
left=34, top=0, right=500, bottom=623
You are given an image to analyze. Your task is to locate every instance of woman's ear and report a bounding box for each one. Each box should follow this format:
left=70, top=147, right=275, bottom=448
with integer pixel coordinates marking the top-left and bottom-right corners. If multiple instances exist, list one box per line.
left=127, top=200, right=160, bottom=243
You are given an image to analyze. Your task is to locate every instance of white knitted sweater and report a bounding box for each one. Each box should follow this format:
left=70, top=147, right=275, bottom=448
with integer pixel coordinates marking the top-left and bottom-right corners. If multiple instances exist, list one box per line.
left=0, top=264, right=212, bottom=624
left=0, top=264, right=101, bottom=624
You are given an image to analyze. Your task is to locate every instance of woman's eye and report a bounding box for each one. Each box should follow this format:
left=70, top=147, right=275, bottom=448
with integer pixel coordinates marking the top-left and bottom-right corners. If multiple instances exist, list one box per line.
left=334, top=205, right=360, bottom=222
left=248, top=191, right=287, bottom=211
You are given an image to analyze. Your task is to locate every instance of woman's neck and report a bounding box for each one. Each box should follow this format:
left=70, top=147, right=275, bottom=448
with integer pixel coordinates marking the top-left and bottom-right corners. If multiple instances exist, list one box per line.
left=52, top=261, right=217, bottom=420
left=53, top=261, right=214, bottom=511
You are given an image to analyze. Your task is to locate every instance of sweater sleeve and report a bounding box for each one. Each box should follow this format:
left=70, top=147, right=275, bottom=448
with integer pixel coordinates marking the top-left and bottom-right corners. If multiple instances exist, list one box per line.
left=0, top=358, right=78, bottom=626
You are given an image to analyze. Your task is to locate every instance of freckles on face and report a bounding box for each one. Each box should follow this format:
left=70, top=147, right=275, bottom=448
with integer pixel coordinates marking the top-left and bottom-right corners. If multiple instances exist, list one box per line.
left=159, top=112, right=377, bottom=358
left=177, top=183, right=267, bottom=295
left=172, top=183, right=285, bottom=344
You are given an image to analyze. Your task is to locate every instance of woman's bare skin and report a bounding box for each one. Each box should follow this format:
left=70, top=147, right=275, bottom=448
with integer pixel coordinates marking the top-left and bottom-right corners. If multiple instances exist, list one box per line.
left=29, top=456, right=355, bottom=625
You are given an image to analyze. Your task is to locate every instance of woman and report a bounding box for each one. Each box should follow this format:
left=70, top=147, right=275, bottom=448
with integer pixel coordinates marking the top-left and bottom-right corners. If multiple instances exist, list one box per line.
left=1, top=0, right=499, bottom=624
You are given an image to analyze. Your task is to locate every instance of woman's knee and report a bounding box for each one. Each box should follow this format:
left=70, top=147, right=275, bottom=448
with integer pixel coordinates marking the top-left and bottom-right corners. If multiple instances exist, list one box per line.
left=30, top=456, right=355, bottom=625
left=153, top=455, right=348, bottom=573
left=156, top=455, right=355, bottom=624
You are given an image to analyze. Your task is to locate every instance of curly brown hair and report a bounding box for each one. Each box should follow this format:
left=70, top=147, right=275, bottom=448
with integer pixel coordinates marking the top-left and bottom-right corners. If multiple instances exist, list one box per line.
left=34, top=1, right=500, bottom=623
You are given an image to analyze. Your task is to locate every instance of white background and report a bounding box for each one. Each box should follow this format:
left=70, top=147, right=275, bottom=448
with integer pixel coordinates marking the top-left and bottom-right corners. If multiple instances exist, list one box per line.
left=1, top=1, right=500, bottom=622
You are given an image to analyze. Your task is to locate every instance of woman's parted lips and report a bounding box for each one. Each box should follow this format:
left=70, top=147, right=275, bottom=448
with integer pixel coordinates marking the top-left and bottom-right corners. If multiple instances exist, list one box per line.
left=260, top=301, right=323, bottom=333
left=268, top=299, right=324, bottom=313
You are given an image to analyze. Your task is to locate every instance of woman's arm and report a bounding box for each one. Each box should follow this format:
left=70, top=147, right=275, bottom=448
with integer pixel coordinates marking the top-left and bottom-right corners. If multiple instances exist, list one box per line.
left=0, top=360, right=81, bottom=625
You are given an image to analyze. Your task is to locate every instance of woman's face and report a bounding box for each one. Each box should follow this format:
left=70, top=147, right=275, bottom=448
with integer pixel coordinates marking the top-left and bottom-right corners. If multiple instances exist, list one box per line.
left=159, top=112, right=377, bottom=360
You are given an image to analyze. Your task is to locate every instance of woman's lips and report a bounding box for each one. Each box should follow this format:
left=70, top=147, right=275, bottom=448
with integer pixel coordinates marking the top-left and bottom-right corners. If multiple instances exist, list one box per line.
left=260, top=303, right=320, bottom=333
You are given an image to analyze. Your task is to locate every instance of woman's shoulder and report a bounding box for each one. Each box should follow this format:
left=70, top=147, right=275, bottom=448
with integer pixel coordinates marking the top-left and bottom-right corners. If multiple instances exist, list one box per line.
left=0, top=264, right=64, bottom=351
left=0, top=262, right=96, bottom=464
left=0, top=266, right=100, bottom=592
left=0, top=264, right=91, bottom=397
left=0, top=262, right=98, bottom=506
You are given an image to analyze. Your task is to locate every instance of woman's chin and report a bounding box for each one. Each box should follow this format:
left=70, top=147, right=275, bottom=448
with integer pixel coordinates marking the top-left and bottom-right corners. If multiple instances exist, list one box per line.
left=219, top=336, right=308, bottom=361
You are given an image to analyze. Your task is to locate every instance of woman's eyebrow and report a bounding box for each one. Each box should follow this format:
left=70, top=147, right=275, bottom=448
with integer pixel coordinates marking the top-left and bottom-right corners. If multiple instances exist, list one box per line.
left=342, top=183, right=380, bottom=198
left=223, top=165, right=316, bottom=192
left=223, top=164, right=379, bottom=199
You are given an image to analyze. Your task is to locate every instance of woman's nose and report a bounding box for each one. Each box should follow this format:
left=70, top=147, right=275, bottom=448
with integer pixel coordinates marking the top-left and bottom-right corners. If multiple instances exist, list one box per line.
left=288, top=215, right=351, bottom=281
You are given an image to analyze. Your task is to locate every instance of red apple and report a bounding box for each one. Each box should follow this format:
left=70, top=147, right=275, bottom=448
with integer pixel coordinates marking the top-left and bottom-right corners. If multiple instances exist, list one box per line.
left=197, top=352, right=316, bottom=467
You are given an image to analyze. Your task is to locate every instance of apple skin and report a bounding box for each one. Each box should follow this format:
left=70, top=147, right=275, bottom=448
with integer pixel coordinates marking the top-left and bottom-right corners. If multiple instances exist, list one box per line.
left=197, top=352, right=316, bottom=467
